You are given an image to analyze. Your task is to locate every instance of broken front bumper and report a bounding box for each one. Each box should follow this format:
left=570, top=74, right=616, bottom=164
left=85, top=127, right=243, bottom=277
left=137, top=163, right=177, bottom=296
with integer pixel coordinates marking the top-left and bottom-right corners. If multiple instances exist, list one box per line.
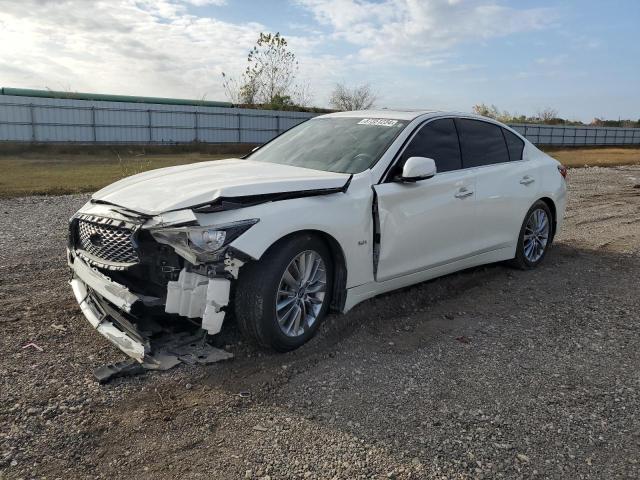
left=69, top=254, right=148, bottom=361
left=68, top=252, right=234, bottom=367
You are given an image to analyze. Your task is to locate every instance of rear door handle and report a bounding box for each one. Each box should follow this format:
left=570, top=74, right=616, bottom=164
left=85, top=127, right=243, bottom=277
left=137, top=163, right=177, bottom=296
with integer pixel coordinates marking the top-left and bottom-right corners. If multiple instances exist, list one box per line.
left=520, top=176, right=535, bottom=185
left=454, top=187, right=473, bottom=199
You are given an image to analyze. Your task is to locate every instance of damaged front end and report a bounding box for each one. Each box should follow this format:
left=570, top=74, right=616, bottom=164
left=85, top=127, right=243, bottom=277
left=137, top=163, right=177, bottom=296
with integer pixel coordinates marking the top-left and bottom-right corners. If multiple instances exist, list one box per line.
left=67, top=203, right=255, bottom=370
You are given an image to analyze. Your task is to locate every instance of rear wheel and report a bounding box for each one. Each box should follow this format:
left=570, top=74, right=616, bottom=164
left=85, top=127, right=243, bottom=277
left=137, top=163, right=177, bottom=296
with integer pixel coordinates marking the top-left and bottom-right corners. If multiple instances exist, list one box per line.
left=235, top=234, right=333, bottom=351
left=509, top=201, right=552, bottom=269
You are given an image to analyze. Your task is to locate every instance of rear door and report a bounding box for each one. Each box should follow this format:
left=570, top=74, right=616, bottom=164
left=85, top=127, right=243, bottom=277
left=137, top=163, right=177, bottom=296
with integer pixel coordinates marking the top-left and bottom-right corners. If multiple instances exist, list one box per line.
left=373, top=118, right=478, bottom=281
left=455, top=119, right=538, bottom=252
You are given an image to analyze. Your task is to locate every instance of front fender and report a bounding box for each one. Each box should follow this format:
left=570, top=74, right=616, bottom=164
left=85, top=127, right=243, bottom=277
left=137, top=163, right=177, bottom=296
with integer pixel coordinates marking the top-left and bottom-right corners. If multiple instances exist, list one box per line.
left=195, top=174, right=375, bottom=289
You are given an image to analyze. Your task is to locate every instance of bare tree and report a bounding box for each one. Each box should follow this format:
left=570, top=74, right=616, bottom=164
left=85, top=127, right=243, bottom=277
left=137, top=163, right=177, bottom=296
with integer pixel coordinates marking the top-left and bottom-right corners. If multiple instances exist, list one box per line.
left=222, top=32, right=303, bottom=107
left=221, top=72, right=244, bottom=104
left=472, top=103, right=519, bottom=123
left=221, top=72, right=259, bottom=105
left=472, top=103, right=500, bottom=119
left=292, top=81, right=314, bottom=108
left=329, top=83, right=377, bottom=111
left=248, top=32, right=298, bottom=104
left=537, top=107, right=559, bottom=124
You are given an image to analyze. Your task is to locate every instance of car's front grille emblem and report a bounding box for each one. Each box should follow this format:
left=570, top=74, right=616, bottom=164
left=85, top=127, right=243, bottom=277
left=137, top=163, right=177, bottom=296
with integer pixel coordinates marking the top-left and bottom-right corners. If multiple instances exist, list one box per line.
left=89, top=232, right=104, bottom=247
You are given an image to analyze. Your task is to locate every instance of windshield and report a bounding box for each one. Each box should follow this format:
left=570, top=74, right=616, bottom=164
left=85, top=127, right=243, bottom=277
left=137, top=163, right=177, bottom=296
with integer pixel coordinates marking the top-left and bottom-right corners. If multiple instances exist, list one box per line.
left=248, top=117, right=407, bottom=174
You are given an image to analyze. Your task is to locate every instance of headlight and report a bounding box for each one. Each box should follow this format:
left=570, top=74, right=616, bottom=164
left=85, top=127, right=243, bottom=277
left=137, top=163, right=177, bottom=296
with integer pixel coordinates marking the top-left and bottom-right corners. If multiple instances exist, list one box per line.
left=150, top=219, right=259, bottom=263
left=189, top=229, right=227, bottom=252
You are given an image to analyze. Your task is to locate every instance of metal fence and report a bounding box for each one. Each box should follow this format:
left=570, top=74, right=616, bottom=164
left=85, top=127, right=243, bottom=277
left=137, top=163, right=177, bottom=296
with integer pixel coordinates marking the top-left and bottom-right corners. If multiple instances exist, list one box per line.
left=1, top=94, right=639, bottom=146
left=0, top=94, right=315, bottom=145
left=509, top=123, right=640, bottom=146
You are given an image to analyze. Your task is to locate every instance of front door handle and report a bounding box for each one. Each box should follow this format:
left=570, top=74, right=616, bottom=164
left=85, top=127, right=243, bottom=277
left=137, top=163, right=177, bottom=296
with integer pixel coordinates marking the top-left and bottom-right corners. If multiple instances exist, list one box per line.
left=454, top=187, right=473, bottom=199
left=520, top=176, right=535, bottom=185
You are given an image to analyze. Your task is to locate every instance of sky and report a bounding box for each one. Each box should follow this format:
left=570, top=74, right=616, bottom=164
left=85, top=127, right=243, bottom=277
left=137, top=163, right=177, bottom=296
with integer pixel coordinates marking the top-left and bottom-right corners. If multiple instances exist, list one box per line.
left=0, top=0, right=638, bottom=122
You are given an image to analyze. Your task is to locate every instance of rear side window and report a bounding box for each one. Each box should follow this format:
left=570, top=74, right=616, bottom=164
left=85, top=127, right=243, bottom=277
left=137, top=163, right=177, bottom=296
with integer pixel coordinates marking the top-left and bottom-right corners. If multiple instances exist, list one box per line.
left=399, top=118, right=462, bottom=174
left=503, top=128, right=525, bottom=161
left=456, top=119, right=509, bottom=168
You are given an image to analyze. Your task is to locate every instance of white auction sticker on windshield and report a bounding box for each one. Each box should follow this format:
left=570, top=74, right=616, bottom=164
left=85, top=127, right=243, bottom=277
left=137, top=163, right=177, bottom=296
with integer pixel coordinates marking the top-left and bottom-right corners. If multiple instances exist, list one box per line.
left=358, top=118, right=398, bottom=127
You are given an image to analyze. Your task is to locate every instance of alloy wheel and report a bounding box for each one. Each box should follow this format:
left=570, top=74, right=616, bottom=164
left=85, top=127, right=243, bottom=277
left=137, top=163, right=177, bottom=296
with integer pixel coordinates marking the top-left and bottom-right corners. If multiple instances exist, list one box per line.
left=275, top=250, right=327, bottom=337
left=523, top=208, right=550, bottom=263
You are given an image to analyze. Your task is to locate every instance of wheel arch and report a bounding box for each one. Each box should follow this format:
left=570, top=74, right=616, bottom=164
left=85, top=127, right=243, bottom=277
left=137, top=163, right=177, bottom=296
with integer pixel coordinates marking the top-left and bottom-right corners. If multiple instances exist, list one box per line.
left=256, top=229, right=348, bottom=313
left=538, top=196, right=557, bottom=242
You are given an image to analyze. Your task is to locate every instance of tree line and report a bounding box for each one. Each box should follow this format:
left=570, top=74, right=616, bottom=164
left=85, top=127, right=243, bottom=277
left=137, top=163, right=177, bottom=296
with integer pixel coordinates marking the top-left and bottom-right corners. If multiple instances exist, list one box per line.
left=472, top=104, right=640, bottom=128
left=222, top=32, right=638, bottom=127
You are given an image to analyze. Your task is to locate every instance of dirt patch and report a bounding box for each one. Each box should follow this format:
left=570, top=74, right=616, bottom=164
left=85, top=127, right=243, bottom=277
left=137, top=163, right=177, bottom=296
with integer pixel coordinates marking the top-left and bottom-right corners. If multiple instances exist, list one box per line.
left=1, top=167, right=639, bottom=479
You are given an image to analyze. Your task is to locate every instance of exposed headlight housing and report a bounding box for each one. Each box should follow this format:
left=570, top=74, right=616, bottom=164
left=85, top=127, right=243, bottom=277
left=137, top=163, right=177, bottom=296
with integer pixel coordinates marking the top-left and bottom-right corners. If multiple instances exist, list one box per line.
left=150, top=219, right=259, bottom=264
left=189, top=228, right=227, bottom=252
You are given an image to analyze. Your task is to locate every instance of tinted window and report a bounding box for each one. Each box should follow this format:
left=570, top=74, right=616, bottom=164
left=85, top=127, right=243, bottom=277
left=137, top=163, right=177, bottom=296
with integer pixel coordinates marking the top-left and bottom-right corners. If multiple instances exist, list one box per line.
left=456, top=119, right=509, bottom=167
left=398, top=118, right=462, bottom=175
left=503, top=128, right=525, bottom=161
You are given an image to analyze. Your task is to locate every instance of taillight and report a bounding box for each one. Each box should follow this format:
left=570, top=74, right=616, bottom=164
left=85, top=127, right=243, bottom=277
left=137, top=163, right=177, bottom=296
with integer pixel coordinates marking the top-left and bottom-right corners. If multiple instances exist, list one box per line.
left=558, top=165, right=567, bottom=179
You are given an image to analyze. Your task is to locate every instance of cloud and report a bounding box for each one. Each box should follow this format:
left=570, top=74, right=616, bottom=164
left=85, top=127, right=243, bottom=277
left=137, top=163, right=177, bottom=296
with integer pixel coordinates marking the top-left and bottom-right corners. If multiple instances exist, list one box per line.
left=0, top=0, right=560, bottom=107
left=182, top=0, right=227, bottom=5
left=298, top=0, right=557, bottom=63
left=0, top=0, right=259, bottom=99
left=535, top=54, right=569, bottom=67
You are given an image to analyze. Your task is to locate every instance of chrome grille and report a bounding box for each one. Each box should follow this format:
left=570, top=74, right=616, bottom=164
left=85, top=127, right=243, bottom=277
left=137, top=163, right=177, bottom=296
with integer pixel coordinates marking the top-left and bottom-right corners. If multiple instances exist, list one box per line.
left=77, top=219, right=138, bottom=264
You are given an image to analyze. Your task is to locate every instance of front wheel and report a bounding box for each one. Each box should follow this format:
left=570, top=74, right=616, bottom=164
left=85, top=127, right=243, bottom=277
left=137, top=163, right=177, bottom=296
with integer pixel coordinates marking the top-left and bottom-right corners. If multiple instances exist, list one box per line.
left=234, top=234, right=333, bottom=351
left=509, top=201, right=552, bottom=269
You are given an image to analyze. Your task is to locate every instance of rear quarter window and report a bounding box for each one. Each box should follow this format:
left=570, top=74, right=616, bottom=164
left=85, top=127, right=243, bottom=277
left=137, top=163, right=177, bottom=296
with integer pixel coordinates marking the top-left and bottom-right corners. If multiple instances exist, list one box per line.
left=503, top=128, right=525, bottom=161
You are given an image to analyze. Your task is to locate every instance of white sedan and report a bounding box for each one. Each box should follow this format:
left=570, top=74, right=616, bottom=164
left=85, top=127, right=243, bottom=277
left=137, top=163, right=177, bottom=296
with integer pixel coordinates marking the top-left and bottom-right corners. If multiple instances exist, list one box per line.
left=68, top=110, right=567, bottom=362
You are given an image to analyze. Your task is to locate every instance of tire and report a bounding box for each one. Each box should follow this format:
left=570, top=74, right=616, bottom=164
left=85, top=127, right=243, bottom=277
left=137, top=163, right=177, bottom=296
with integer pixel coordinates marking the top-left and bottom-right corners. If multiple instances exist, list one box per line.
left=509, top=200, right=553, bottom=270
left=234, top=233, right=333, bottom=352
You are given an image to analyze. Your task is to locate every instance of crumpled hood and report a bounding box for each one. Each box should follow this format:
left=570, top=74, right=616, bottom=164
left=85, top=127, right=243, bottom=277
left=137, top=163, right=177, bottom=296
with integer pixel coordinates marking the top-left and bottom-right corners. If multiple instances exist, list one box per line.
left=92, top=158, right=350, bottom=215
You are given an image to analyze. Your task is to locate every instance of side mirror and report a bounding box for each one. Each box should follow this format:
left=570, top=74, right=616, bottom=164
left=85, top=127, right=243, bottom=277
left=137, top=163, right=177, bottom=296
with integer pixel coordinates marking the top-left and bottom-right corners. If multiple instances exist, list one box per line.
left=401, top=157, right=437, bottom=182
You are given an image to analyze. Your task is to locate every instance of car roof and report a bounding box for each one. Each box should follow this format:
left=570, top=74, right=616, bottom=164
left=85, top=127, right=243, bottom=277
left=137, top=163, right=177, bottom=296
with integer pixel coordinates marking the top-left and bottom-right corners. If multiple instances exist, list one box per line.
left=320, top=109, right=494, bottom=122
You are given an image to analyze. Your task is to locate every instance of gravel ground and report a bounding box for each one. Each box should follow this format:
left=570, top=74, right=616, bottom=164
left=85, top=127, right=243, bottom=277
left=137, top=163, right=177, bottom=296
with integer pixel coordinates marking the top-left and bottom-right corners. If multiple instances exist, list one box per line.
left=1, top=166, right=640, bottom=479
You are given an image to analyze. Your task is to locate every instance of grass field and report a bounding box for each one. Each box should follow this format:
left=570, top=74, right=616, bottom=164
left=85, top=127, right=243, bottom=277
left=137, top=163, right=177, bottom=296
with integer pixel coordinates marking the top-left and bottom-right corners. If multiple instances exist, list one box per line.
left=1, top=146, right=639, bottom=198
left=0, top=152, right=232, bottom=198
left=542, top=146, right=640, bottom=168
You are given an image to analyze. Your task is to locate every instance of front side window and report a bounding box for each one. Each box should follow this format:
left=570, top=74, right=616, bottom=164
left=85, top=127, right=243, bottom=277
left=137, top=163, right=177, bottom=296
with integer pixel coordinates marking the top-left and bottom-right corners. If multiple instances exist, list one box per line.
left=249, top=117, right=407, bottom=174
left=396, top=118, right=462, bottom=176
left=456, top=119, right=510, bottom=168
left=503, top=128, right=525, bottom=161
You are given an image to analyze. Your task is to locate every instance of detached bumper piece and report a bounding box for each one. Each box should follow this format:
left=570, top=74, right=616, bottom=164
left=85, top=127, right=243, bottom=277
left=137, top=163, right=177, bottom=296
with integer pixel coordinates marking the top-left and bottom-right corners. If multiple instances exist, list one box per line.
left=70, top=256, right=233, bottom=383
left=92, top=331, right=233, bottom=384
left=94, top=359, right=146, bottom=384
